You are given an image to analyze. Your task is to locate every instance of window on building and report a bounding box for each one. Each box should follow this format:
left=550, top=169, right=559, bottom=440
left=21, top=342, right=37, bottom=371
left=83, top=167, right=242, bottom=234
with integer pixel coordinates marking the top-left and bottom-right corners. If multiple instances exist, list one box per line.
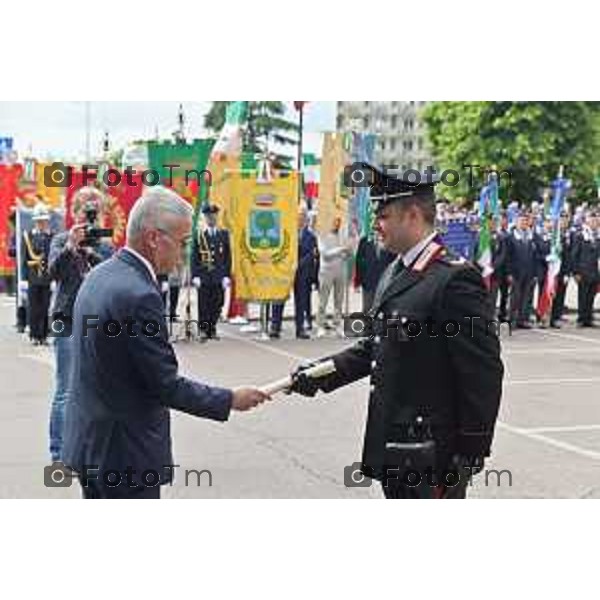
left=391, top=115, right=398, bottom=128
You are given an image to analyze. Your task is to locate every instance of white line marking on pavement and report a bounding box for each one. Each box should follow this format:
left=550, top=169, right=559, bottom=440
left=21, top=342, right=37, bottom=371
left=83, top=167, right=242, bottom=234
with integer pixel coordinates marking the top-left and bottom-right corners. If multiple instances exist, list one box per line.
left=223, top=330, right=324, bottom=362
left=503, top=346, right=600, bottom=356
left=529, top=328, right=600, bottom=345
left=506, top=377, right=600, bottom=386
left=522, top=424, right=600, bottom=434
left=497, top=422, right=600, bottom=461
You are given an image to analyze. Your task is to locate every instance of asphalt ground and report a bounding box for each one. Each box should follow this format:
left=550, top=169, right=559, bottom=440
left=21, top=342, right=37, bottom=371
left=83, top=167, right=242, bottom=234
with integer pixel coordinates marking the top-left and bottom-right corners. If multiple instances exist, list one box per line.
left=1, top=289, right=599, bottom=499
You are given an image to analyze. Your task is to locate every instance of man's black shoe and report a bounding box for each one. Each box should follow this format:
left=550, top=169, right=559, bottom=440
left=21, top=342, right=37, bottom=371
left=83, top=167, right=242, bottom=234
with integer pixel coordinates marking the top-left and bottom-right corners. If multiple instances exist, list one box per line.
left=296, top=331, right=310, bottom=339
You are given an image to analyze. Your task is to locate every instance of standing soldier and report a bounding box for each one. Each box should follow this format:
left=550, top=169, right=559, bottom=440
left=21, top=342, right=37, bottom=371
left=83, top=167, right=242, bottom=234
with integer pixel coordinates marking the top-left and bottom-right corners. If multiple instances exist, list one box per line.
left=23, top=203, right=53, bottom=345
left=288, top=165, right=503, bottom=499
left=571, top=211, right=600, bottom=328
left=550, top=212, right=573, bottom=328
left=507, top=211, right=537, bottom=329
left=191, top=204, right=232, bottom=342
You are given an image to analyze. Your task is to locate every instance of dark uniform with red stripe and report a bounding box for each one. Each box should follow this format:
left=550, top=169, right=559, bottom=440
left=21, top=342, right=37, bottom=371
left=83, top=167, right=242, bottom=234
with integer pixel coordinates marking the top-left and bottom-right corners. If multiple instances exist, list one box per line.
left=318, top=240, right=503, bottom=497
left=290, top=164, right=504, bottom=498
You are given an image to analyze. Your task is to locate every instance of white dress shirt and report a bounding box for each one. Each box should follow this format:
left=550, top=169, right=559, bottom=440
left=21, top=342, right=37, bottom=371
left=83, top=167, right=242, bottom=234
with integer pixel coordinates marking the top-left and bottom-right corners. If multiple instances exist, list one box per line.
left=401, top=230, right=438, bottom=268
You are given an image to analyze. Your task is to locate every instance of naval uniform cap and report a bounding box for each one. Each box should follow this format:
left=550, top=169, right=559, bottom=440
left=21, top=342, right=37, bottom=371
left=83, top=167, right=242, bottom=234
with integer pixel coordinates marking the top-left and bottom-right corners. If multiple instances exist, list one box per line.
left=202, top=204, right=220, bottom=215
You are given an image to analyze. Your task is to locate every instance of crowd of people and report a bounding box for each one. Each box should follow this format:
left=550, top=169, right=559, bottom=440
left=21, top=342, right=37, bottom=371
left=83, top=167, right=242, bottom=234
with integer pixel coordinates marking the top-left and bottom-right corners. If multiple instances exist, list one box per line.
left=466, top=202, right=600, bottom=329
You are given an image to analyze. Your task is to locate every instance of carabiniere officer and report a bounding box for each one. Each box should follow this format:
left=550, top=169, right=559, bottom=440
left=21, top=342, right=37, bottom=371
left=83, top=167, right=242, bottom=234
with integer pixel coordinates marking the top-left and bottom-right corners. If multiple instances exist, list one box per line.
left=288, top=164, right=504, bottom=499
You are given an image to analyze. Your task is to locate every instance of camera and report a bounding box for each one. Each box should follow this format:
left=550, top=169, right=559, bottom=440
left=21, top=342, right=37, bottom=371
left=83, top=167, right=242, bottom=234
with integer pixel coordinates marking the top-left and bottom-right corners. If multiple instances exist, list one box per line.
left=44, top=462, right=74, bottom=488
left=344, top=462, right=372, bottom=487
left=343, top=162, right=376, bottom=189
left=48, top=312, right=73, bottom=338
left=343, top=313, right=373, bottom=338
left=82, top=201, right=113, bottom=246
left=44, top=162, right=72, bottom=188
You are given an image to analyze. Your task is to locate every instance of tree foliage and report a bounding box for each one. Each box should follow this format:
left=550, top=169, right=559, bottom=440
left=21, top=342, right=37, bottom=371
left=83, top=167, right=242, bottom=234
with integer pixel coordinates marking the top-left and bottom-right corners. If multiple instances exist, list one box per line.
left=204, top=101, right=299, bottom=169
left=422, top=102, right=600, bottom=204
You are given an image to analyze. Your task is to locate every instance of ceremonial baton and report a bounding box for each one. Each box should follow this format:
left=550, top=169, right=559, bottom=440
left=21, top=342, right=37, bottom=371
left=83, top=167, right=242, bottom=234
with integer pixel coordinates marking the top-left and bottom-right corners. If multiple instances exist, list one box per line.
left=260, top=360, right=337, bottom=395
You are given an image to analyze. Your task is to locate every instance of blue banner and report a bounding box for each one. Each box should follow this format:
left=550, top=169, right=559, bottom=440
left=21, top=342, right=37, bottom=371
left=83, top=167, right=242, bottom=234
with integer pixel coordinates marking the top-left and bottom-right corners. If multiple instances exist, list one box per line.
left=441, top=220, right=477, bottom=260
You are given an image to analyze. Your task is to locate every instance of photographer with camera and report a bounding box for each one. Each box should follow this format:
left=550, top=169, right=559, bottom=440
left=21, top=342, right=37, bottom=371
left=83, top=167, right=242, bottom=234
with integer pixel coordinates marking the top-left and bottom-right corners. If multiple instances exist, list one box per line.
left=47, top=187, right=113, bottom=465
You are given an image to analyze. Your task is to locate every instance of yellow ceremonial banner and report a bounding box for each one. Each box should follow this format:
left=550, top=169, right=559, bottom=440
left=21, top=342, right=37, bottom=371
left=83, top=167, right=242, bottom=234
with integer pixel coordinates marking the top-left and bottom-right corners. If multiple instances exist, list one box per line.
left=230, top=172, right=299, bottom=301
left=208, top=154, right=237, bottom=231
left=36, top=162, right=64, bottom=209
left=316, top=132, right=350, bottom=236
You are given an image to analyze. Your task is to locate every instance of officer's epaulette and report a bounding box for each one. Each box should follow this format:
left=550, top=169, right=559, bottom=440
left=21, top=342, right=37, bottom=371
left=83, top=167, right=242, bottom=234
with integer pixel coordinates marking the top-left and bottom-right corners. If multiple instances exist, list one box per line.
left=412, top=241, right=444, bottom=273
left=438, top=251, right=473, bottom=269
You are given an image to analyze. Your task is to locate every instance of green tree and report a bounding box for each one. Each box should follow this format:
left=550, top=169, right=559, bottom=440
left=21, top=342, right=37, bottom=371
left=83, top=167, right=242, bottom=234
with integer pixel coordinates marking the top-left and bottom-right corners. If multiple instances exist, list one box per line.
left=422, top=102, right=600, bottom=204
left=204, top=101, right=299, bottom=169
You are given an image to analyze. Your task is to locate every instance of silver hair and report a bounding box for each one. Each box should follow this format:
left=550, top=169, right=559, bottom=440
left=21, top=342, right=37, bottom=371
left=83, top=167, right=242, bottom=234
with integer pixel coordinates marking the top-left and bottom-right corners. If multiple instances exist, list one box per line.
left=126, top=186, right=192, bottom=242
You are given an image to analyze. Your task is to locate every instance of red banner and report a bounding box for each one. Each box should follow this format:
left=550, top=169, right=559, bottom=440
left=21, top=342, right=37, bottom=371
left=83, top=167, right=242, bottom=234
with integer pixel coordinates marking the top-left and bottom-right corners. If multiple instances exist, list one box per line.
left=0, top=164, right=23, bottom=276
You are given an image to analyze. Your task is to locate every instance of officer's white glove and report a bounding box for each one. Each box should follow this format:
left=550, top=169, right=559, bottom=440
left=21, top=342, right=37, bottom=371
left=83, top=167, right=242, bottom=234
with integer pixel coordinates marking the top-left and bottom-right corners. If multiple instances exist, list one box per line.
left=18, top=280, right=29, bottom=292
left=222, top=277, right=231, bottom=290
left=161, top=281, right=170, bottom=293
left=192, top=277, right=201, bottom=288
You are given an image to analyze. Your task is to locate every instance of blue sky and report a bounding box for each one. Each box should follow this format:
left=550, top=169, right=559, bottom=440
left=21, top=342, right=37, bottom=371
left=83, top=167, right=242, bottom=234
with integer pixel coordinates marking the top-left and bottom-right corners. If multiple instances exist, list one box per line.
left=0, top=101, right=337, bottom=162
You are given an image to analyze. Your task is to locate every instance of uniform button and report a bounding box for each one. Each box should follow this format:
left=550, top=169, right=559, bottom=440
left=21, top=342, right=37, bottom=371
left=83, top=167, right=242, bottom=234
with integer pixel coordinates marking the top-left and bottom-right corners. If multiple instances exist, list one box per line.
left=370, top=385, right=376, bottom=392
left=374, top=336, right=381, bottom=343
left=371, top=360, right=377, bottom=369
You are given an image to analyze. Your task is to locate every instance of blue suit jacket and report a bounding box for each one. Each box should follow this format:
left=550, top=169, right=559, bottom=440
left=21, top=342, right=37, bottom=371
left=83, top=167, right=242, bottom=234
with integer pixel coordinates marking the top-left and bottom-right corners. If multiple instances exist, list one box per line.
left=62, top=249, right=232, bottom=485
left=296, top=226, right=318, bottom=283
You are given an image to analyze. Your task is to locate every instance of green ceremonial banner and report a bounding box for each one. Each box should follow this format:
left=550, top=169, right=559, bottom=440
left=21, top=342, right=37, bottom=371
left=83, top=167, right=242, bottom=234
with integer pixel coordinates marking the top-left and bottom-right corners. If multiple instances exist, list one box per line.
left=147, top=139, right=215, bottom=204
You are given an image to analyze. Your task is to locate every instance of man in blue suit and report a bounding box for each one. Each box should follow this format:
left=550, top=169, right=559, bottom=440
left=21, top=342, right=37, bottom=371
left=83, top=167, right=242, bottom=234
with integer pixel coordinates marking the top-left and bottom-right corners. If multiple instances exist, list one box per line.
left=506, top=211, right=537, bottom=329
left=270, top=207, right=319, bottom=339
left=62, top=187, right=270, bottom=499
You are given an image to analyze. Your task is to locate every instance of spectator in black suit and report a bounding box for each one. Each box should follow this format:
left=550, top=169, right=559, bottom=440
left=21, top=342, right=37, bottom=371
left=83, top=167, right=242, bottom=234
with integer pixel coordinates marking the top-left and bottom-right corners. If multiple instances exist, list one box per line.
left=571, top=212, right=600, bottom=327
left=355, top=234, right=395, bottom=313
left=62, top=187, right=270, bottom=499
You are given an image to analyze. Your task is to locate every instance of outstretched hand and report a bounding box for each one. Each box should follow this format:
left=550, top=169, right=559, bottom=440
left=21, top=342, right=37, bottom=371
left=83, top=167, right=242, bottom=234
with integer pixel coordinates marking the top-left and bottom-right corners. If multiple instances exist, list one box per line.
left=231, top=387, right=272, bottom=412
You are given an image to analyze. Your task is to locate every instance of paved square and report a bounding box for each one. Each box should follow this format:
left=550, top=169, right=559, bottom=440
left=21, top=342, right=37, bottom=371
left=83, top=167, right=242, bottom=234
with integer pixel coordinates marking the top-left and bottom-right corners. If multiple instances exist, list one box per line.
left=2, top=293, right=599, bottom=498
